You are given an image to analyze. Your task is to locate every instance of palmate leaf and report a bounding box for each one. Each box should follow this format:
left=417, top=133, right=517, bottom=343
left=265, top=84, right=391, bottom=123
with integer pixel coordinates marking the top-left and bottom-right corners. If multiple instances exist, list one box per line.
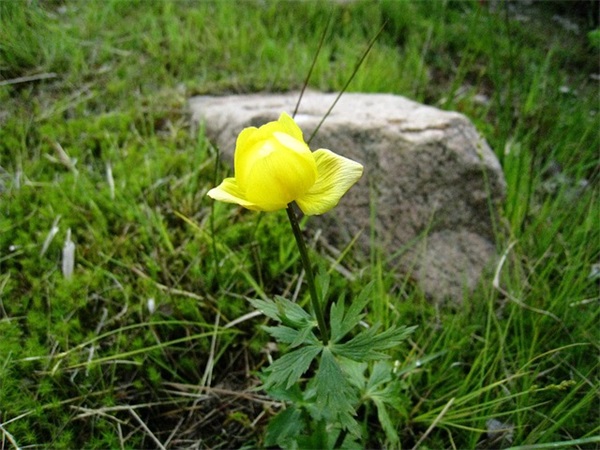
left=248, top=297, right=281, bottom=321
left=273, top=295, right=314, bottom=325
left=332, top=324, right=417, bottom=362
left=264, top=381, right=304, bottom=403
left=329, top=282, right=374, bottom=343
left=264, top=406, right=304, bottom=448
left=314, top=265, right=331, bottom=304
left=314, top=347, right=359, bottom=433
left=335, top=359, right=405, bottom=445
left=373, top=397, right=399, bottom=447
left=263, top=324, right=319, bottom=348
left=366, top=360, right=393, bottom=391
left=289, top=323, right=319, bottom=348
left=262, top=325, right=302, bottom=344
left=365, top=361, right=404, bottom=446
left=249, top=296, right=316, bottom=329
left=337, top=358, right=368, bottom=391
left=264, top=344, right=322, bottom=390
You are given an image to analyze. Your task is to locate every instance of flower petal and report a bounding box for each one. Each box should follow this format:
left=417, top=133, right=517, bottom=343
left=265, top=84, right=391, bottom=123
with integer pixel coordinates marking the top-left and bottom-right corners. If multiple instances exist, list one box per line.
left=296, top=149, right=363, bottom=215
left=234, top=124, right=292, bottom=187
left=234, top=127, right=260, bottom=188
left=234, top=112, right=304, bottom=188
left=207, top=177, right=261, bottom=210
left=208, top=177, right=296, bottom=212
left=276, top=112, right=304, bottom=142
left=244, top=139, right=317, bottom=209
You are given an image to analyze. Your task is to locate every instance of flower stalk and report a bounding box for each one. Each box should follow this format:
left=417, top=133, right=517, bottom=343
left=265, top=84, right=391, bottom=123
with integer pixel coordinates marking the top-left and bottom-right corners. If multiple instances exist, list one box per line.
left=286, top=203, right=329, bottom=345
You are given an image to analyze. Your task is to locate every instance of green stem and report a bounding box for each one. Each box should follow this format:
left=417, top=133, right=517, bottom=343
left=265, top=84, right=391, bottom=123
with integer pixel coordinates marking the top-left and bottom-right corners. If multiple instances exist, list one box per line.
left=286, top=203, right=329, bottom=345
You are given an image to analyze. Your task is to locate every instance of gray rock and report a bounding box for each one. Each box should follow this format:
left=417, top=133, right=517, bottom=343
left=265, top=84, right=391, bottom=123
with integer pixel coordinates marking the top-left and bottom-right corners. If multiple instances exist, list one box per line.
left=189, top=91, right=506, bottom=303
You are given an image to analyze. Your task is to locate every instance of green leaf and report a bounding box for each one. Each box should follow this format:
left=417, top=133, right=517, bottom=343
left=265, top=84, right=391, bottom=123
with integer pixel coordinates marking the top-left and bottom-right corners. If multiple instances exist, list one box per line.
left=373, top=397, right=399, bottom=446
left=337, top=357, right=368, bottom=391
left=314, top=348, right=359, bottom=433
left=366, top=360, right=393, bottom=391
left=329, top=299, right=345, bottom=344
left=290, top=323, right=318, bottom=348
left=264, top=382, right=305, bottom=403
left=337, top=433, right=364, bottom=450
left=332, top=325, right=416, bottom=362
left=296, top=419, right=330, bottom=450
left=264, top=344, right=322, bottom=390
left=273, top=295, right=314, bottom=326
left=263, top=324, right=318, bottom=347
left=264, top=406, right=305, bottom=448
left=314, top=266, right=330, bottom=304
left=248, top=297, right=281, bottom=321
left=262, top=325, right=302, bottom=344
left=248, top=296, right=314, bottom=328
left=365, top=361, right=407, bottom=443
left=329, top=282, right=373, bottom=343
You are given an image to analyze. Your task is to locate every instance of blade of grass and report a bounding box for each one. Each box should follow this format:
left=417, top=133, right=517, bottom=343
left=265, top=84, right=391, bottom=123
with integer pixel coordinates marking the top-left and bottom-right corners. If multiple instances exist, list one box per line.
left=306, top=19, right=389, bottom=145
left=505, top=435, right=600, bottom=450
left=292, top=11, right=333, bottom=119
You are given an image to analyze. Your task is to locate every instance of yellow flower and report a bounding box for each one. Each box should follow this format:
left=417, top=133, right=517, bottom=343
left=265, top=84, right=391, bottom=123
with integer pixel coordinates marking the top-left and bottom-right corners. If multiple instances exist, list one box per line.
left=207, top=112, right=363, bottom=215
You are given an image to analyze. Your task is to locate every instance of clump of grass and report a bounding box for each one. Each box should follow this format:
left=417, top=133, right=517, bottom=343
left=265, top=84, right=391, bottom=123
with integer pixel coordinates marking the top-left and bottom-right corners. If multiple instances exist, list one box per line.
left=1, top=1, right=598, bottom=448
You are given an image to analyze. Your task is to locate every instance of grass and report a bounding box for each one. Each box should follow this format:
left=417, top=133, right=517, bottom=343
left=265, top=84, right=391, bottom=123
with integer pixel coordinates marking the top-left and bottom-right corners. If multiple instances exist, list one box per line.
left=1, top=0, right=598, bottom=448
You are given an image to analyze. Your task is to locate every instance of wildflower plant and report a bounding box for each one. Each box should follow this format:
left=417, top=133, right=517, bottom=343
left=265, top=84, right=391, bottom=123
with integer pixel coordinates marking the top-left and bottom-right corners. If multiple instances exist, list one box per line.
left=208, top=113, right=415, bottom=448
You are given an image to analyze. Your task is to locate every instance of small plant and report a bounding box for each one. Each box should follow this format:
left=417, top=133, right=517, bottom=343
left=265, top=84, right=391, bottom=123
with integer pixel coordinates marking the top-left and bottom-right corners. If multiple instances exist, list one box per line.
left=207, top=113, right=415, bottom=448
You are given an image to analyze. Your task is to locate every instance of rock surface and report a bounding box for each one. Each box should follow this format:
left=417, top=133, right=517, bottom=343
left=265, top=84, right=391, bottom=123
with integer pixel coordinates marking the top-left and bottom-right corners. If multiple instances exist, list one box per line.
left=189, top=91, right=506, bottom=302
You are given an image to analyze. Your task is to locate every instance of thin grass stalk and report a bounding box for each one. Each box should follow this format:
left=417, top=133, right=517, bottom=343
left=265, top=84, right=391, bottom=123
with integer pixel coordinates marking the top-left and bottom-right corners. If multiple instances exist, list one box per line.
left=307, top=19, right=389, bottom=145
left=292, top=12, right=332, bottom=119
